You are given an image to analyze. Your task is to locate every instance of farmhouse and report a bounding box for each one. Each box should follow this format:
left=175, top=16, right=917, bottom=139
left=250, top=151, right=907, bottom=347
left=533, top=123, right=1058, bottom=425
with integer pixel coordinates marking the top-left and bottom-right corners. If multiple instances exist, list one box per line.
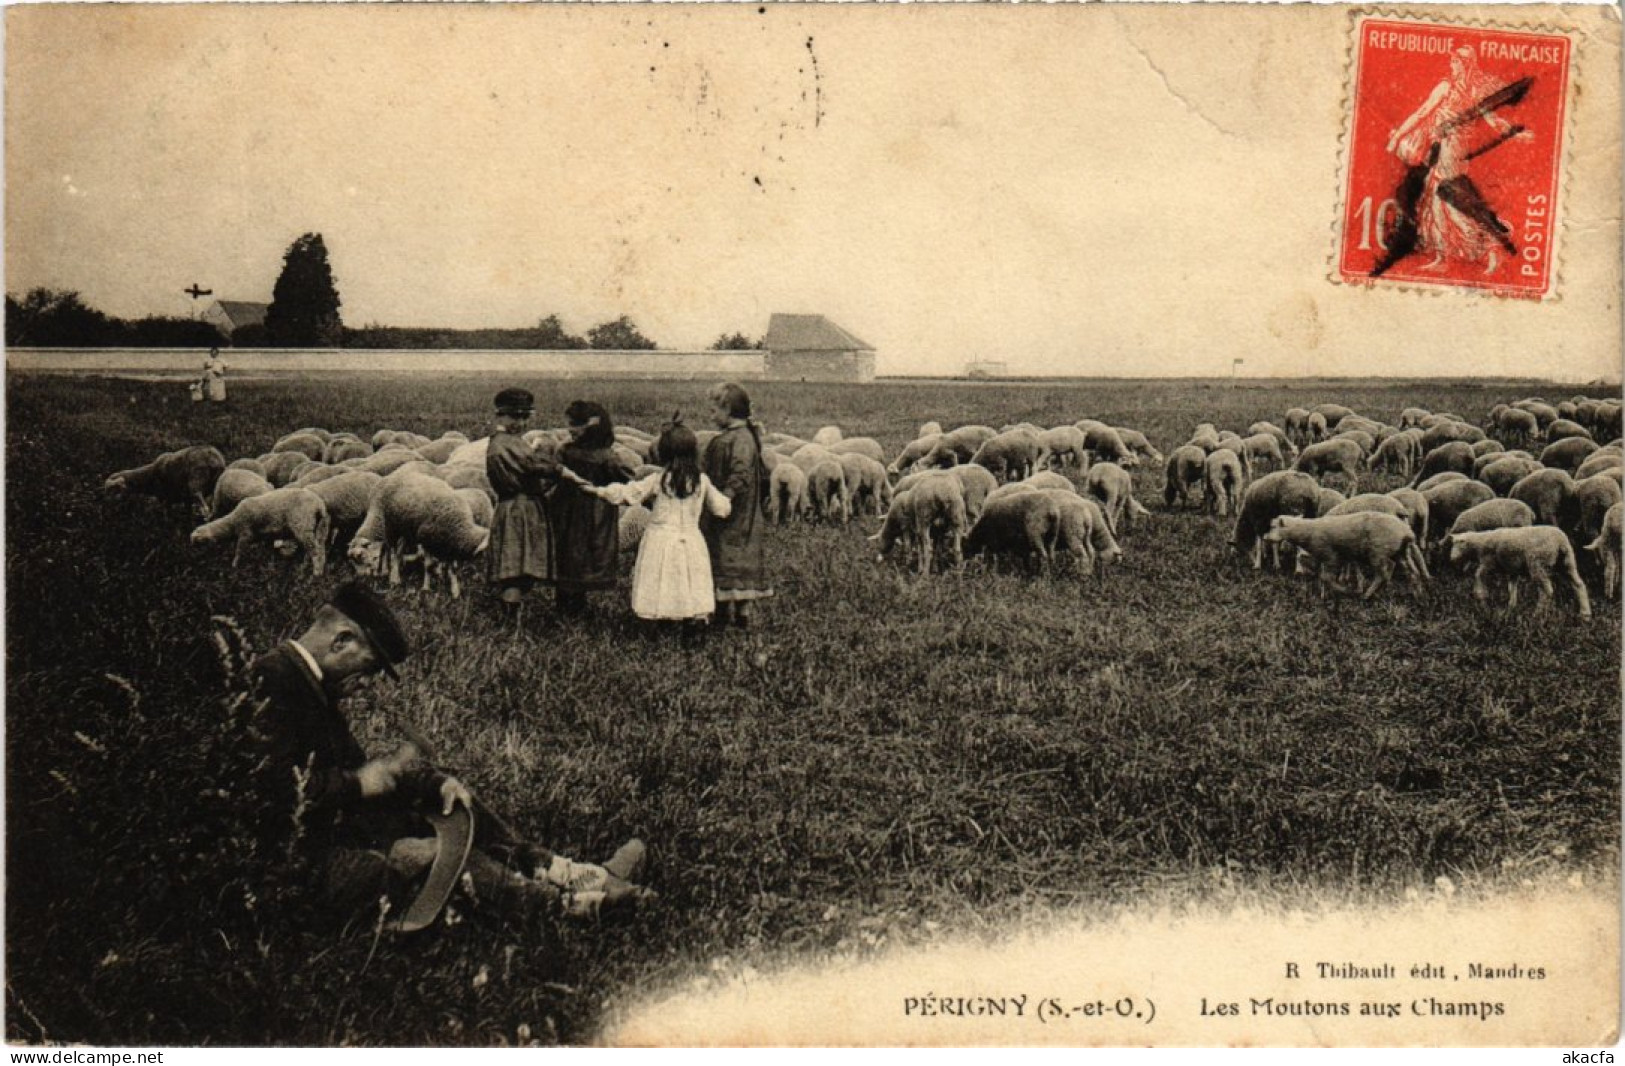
left=763, top=314, right=876, bottom=382
left=200, top=299, right=268, bottom=340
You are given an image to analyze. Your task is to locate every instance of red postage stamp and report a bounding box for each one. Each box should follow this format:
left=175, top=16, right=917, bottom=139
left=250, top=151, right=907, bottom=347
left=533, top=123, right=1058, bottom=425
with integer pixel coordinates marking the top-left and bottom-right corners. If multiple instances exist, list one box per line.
left=1336, top=14, right=1572, bottom=298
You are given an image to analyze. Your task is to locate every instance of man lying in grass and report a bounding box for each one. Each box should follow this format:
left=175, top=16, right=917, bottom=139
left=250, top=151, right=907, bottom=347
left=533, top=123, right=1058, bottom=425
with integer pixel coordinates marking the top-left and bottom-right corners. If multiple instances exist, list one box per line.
left=248, top=582, right=656, bottom=925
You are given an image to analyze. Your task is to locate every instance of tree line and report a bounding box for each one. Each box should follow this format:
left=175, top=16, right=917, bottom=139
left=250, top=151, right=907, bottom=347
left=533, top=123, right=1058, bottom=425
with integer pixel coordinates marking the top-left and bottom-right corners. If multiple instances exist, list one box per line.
left=8, top=232, right=764, bottom=351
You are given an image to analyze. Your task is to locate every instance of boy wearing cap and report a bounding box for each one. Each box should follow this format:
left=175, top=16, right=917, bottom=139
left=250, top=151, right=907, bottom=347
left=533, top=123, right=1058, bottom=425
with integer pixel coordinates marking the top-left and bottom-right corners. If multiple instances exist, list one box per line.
left=249, top=583, right=653, bottom=921
left=485, top=388, right=568, bottom=610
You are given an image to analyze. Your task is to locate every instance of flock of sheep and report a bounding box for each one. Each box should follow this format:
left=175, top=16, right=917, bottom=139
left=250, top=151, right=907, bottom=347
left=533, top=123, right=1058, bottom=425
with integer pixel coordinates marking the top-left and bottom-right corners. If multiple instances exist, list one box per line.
left=101, top=392, right=1623, bottom=617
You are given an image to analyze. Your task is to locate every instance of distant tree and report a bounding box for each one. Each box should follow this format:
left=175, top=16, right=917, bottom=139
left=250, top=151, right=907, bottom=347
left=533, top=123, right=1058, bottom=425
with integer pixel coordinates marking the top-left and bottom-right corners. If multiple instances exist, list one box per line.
left=4, top=288, right=116, bottom=346
left=264, top=233, right=343, bottom=347
left=586, top=315, right=657, bottom=351
left=531, top=314, right=586, bottom=350
left=709, top=331, right=763, bottom=351
left=231, top=323, right=270, bottom=347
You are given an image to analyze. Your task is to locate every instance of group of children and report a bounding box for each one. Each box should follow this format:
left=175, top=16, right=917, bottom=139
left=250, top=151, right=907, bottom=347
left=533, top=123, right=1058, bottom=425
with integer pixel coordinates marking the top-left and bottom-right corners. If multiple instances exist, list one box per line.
left=483, top=382, right=772, bottom=628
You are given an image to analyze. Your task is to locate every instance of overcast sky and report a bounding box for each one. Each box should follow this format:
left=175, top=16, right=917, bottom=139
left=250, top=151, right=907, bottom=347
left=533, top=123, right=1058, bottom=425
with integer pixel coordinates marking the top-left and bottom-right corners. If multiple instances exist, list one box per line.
left=6, top=4, right=1620, bottom=377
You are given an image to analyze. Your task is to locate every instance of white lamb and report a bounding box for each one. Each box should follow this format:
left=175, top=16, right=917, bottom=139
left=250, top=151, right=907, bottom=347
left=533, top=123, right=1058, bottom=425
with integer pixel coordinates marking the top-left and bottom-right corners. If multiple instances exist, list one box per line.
left=767, top=463, right=810, bottom=524
left=1585, top=502, right=1622, bottom=600
left=1262, top=513, right=1428, bottom=599
left=349, top=471, right=489, bottom=596
left=209, top=468, right=274, bottom=520
left=1084, top=462, right=1149, bottom=535
left=191, top=487, right=330, bottom=575
left=1446, top=527, right=1591, bottom=618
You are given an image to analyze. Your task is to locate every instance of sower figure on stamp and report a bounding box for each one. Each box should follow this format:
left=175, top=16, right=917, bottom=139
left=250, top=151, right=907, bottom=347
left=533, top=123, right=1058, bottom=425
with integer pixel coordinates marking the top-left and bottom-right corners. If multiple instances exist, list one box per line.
left=248, top=583, right=656, bottom=925
left=1384, top=46, right=1533, bottom=275
left=700, top=383, right=773, bottom=628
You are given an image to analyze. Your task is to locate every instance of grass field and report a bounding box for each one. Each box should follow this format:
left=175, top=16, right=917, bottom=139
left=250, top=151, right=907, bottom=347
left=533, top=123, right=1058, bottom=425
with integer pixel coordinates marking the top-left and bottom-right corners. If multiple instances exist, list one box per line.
left=5, top=374, right=1619, bottom=1046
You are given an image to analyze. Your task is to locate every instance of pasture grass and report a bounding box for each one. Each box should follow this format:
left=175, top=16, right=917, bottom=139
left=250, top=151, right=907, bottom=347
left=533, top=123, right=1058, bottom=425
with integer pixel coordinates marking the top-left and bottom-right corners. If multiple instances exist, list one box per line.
left=4, top=374, right=1618, bottom=1045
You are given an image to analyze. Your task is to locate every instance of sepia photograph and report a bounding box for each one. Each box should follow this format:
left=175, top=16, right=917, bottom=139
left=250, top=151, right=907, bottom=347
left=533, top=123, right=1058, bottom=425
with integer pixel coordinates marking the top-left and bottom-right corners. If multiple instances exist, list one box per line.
left=4, top=1, right=1620, bottom=1049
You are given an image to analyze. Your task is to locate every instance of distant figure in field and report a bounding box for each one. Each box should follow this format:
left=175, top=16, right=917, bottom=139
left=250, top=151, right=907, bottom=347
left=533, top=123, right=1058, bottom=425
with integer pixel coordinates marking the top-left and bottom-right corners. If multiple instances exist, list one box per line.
left=701, top=382, right=773, bottom=628
left=202, top=346, right=229, bottom=403
left=576, top=416, right=733, bottom=625
left=550, top=399, right=635, bottom=616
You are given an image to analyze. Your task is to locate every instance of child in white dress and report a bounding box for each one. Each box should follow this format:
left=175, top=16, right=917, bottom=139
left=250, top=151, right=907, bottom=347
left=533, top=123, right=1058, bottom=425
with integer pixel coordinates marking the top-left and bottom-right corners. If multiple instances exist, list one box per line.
left=575, top=419, right=732, bottom=621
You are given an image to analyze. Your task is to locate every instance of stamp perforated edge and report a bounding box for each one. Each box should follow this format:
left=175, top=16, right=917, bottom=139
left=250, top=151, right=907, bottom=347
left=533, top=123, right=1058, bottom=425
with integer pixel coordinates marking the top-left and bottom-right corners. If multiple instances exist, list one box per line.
left=1326, top=6, right=1583, bottom=303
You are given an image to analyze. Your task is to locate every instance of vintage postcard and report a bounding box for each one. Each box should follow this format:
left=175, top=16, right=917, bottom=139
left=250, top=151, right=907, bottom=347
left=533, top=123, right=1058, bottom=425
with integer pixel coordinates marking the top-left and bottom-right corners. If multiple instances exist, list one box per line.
left=4, top=1, right=1620, bottom=1052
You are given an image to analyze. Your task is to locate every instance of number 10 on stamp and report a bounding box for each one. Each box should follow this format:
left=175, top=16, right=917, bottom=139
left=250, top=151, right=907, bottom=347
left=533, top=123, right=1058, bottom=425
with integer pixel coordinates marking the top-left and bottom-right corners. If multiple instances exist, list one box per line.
left=1336, top=15, right=1572, bottom=299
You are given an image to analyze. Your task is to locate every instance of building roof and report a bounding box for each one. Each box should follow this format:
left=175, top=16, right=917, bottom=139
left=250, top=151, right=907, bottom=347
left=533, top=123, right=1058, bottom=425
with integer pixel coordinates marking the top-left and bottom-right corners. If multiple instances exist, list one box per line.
left=212, top=301, right=269, bottom=327
left=764, top=314, right=873, bottom=352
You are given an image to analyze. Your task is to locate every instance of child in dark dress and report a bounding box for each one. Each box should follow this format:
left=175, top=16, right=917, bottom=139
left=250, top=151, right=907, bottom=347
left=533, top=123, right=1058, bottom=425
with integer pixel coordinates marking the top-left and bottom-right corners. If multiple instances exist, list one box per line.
left=484, top=388, right=567, bottom=610
left=701, top=382, right=773, bottom=628
left=549, top=400, right=634, bottom=615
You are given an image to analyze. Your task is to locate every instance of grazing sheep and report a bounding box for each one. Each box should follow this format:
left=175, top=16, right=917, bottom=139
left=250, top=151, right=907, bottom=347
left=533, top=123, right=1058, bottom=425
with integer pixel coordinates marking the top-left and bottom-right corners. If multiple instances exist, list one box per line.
left=1447, top=498, right=1536, bottom=538
left=1512, top=400, right=1560, bottom=428
left=1248, top=421, right=1296, bottom=457
left=321, top=439, right=373, bottom=464
left=1040, top=426, right=1090, bottom=471
left=964, top=490, right=1058, bottom=571
left=1075, top=422, right=1138, bottom=466
left=971, top=430, right=1045, bottom=483
left=1508, top=467, right=1577, bottom=526
left=872, top=477, right=968, bottom=575
left=1447, top=527, right=1590, bottom=617
left=829, top=437, right=885, bottom=463
left=1019, top=470, right=1075, bottom=494
left=1115, top=427, right=1165, bottom=467
left=1585, top=502, right=1622, bottom=599
left=1327, top=493, right=1411, bottom=522
left=446, top=437, right=491, bottom=468
left=1421, top=479, right=1496, bottom=546
left=272, top=432, right=327, bottom=461
left=1294, top=439, right=1362, bottom=493
left=1410, top=442, right=1475, bottom=488
left=1545, top=419, right=1593, bottom=443
left=105, top=445, right=227, bottom=518
left=1306, top=411, right=1329, bottom=442
left=1203, top=448, right=1245, bottom=517
left=1493, top=407, right=1540, bottom=447
left=767, top=462, right=810, bottom=524
left=1477, top=456, right=1543, bottom=496
left=917, top=421, right=943, bottom=439
left=1569, top=475, right=1623, bottom=542
left=1263, top=513, right=1428, bottom=599
left=413, top=438, right=460, bottom=464
left=456, top=486, right=496, bottom=530
left=1085, top=461, right=1149, bottom=535
left=1387, top=487, right=1430, bottom=544
left=1163, top=445, right=1208, bottom=510
left=1370, top=430, right=1424, bottom=479
left=227, top=457, right=268, bottom=478
left=789, top=443, right=839, bottom=473
left=286, top=427, right=334, bottom=444
left=437, top=464, right=495, bottom=499
left=1185, top=423, right=1223, bottom=453
left=805, top=459, right=852, bottom=523
left=361, top=448, right=435, bottom=478
left=983, top=480, right=1042, bottom=508
left=209, top=468, right=274, bottom=520
left=1470, top=439, right=1505, bottom=459
left=1540, top=436, right=1599, bottom=474
left=1284, top=408, right=1312, bottom=446
left=1400, top=407, right=1432, bottom=429
left=1231, top=471, right=1320, bottom=569
left=947, top=464, right=997, bottom=524
left=348, top=472, right=489, bottom=595
left=1415, top=471, right=1469, bottom=493
left=1332, top=429, right=1376, bottom=457
left=1334, top=415, right=1384, bottom=437
left=920, top=425, right=998, bottom=468
left=840, top=453, right=893, bottom=517
left=1044, top=490, right=1122, bottom=577
left=1314, top=488, right=1347, bottom=517
left=191, top=487, right=329, bottom=575
left=889, top=433, right=943, bottom=475
left=1237, top=433, right=1288, bottom=474
left=812, top=426, right=844, bottom=446
left=306, top=470, right=385, bottom=546
left=1575, top=448, right=1624, bottom=481
left=1311, top=402, right=1357, bottom=425
left=1421, top=421, right=1486, bottom=451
